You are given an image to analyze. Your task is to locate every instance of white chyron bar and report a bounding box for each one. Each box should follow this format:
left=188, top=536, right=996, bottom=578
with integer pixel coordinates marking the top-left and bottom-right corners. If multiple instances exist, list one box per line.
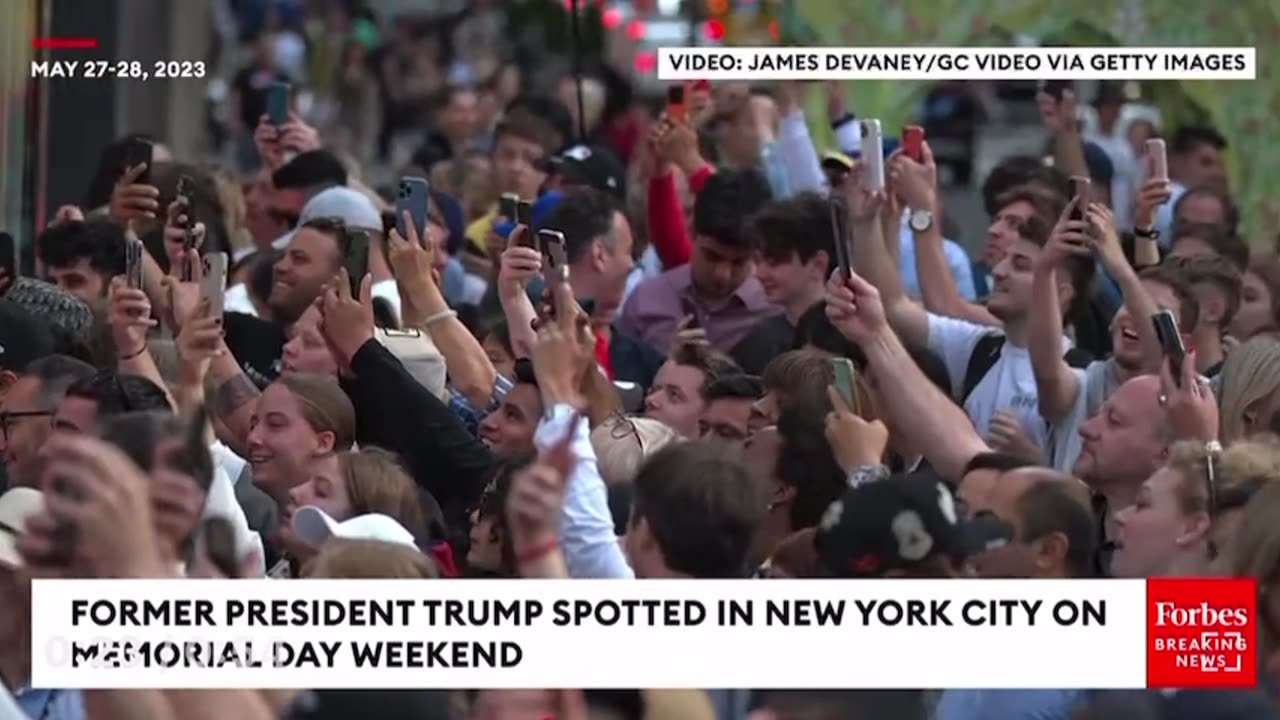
left=30, top=579, right=1148, bottom=689
left=656, top=47, right=1257, bottom=81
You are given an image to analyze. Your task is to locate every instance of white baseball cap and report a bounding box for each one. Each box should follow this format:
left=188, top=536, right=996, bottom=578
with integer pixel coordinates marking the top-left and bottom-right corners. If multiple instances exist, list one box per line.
left=292, top=505, right=417, bottom=551
left=272, top=186, right=383, bottom=250
left=0, top=487, right=46, bottom=569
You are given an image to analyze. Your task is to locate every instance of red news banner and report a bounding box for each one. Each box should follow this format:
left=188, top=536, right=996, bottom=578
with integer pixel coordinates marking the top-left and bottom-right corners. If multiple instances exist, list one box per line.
left=1147, top=578, right=1257, bottom=688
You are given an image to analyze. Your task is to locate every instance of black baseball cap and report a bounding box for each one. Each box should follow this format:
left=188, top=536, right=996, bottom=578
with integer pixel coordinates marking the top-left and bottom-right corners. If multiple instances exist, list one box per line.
left=814, top=471, right=1012, bottom=578
left=554, top=144, right=626, bottom=202
left=0, top=299, right=56, bottom=373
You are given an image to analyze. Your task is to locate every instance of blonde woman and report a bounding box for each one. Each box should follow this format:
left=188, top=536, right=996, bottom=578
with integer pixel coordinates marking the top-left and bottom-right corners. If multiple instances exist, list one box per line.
left=590, top=415, right=683, bottom=487
left=1111, top=438, right=1277, bottom=578
left=1224, top=478, right=1280, bottom=687
left=1217, top=336, right=1280, bottom=443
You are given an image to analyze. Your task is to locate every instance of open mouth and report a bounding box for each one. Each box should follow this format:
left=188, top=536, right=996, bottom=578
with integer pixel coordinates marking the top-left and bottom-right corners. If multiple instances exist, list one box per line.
left=1120, top=327, right=1139, bottom=341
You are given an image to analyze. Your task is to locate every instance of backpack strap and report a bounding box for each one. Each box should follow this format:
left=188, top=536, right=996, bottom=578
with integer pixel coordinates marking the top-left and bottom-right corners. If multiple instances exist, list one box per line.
left=960, top=334, right=1006, bottom=403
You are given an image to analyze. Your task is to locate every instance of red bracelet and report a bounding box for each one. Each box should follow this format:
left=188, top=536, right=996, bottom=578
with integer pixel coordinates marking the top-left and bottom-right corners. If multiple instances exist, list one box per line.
left=515, top=537, right=560, bottom=566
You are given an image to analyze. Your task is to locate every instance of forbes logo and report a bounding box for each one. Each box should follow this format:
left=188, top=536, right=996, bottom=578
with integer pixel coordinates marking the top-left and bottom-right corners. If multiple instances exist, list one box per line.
left=1153, top=602, right=1250, bottom=628
left=1146, top=578, right=1256, bottom=689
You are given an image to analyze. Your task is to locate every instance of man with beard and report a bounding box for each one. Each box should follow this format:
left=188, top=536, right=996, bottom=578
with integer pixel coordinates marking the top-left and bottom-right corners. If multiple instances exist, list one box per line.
left=222, top=218, right=354, bottom=387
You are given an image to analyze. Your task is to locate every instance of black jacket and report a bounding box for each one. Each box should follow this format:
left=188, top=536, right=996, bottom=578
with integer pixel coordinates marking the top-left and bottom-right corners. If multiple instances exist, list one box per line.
left=340, top=339, right=496, bottom=537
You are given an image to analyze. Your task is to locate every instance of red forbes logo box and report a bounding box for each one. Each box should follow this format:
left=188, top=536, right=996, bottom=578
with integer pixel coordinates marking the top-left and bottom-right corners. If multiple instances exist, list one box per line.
left=1147, top=578, right=1257, bottom=688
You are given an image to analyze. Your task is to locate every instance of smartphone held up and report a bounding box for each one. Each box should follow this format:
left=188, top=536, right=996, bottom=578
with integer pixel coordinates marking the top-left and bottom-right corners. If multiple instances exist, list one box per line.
left=860, top=120, right=884, bottom=191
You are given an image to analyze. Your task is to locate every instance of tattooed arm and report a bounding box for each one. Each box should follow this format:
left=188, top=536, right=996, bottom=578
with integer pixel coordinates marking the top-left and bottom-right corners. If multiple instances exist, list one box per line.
left=206, top=339, right=261, bottom=451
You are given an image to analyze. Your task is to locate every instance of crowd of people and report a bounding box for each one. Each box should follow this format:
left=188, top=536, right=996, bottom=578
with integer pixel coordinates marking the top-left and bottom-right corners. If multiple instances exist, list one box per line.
left=3, top=2, right=1280, bottom=720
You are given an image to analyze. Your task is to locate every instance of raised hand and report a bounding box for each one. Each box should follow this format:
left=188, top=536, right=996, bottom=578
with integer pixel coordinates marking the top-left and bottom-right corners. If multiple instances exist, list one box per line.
left=506, top=421, right=577, bottom=550
left=162, top=199, right=207, bottom=277
left=824, top=269, right=888, bottom=345
left=318, top=267, right=375, bottom=367
left=176, top=299, right=225, bottom=386
left=20, top=434, right=166, bottom=578
left=1132, top=176, right=1172, bottom=230
left=109, top=163, right=160, bottom=229
left=1036, top=88, right=1078, bottom=135
left=387, top=211, right=441, bottom=291
left=824, top=386, right=889, bottom=472
left=1159, top=350, right=1219, bottom=443
left=107, top=276, right=158, bottom=359
left=1085, top=202, right=1126, bottom=272
left=987, top=409, right=1042, bottom=463
left=498, top=240, right=542, bottom=299
left=887, top=141, right=938, bottom=213
left=1037, top=200, right=1092, bottom=274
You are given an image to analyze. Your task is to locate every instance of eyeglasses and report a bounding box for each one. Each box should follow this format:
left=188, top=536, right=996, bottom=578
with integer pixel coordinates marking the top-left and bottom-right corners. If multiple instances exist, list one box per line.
left=608, top=414, right=643, bottom=454
left=0, top=410, right=54, bottom=444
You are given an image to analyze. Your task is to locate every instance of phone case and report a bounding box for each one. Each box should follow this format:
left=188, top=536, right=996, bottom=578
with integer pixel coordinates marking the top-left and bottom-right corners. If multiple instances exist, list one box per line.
left=1152, top=310, right=1185, bottom=383
left=829, top=197, right=851, bottom=279
left=125, top=238, right=144, bottom=289
left=344, top=231, right=370, bottom=297
left=1146, top=139, right=1168, bottom=181
left=201, top=253, right=228, bottom=317
left=902, top=125, right=924, bottom=163
left=395, top=177, right=430, bottom=242
left=539, top=230, right=568, bottom=289
left=832, top=358, right=860, bottom=415
left=667, top=85, right=687, bottom=119
left=268, top=82, right=291, bottom=125
left=1069, top=177, right=1091, bottom=222
left=516, top=200, right=533, bottom=228
left=860, top=120, right=884, bottom=191
left=125, top=139, right=153, bottom=184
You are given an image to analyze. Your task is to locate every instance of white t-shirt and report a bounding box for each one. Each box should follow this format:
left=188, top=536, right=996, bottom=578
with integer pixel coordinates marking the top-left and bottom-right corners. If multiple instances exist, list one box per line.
left=927, top=314, right=1069, bottom=450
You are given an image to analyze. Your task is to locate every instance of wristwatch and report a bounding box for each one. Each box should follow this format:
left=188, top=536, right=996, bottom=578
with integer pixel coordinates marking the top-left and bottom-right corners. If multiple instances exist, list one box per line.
left=909, top=208, right=934, bottom=232
left=1133, top=226, right=1160, bottom=241
left=847, top=464, right=890, bottom=488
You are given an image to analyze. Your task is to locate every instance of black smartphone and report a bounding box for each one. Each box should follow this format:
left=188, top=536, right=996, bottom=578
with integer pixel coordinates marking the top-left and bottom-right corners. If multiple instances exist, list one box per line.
left=395, top=176, right=429, bottom=242
left=666, top=84, right=687, bottom=120
left=829, top=196, right=851, bottom=280
left=1041, top=79, right=1072, bottom=101
left=680, top=296, right=700, bottom=329
left=1152, top=309, right=1185, bottom=386
left=343, top=229, right=370, bottom=298
left=515, top=200, right=533, bottom=228
left=124, top=137, right=154, bottom=185
left=1069, top=176, right=1091, bottom=223
left=177, top=175, right=197, bottom=278
left=268, top=82, right=291, bottom=125
left=0, top=232, right=15, bottom=288
left=499, top=193, right=519, bottom=222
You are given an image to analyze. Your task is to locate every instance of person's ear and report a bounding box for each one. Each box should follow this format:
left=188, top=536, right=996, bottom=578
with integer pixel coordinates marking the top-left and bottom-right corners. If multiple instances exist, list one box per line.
left=315, top=430, right=336, bottom=454
left=1055, top=271, right=1076, bottom=312
left=0, top=369, right=17, bottom=400
left=590, top=239, right=608, bottom=273
left=1176, top=511, right=1213, bottom=548
left=1242, top=397, right=1264, bottom=433
left=771, top=482, right=797, bottom=506
left=810, top=250, right=831, bottom=279
left=1034, top=531, right=1069, bottom=573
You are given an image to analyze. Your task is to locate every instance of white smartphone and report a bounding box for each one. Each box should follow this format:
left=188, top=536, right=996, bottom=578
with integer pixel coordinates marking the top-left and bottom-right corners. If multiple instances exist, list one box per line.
left=1146, top=138, right=1168, bottom=181
left=860, top=119, right=884, bottom=191
left=200, top=252, right=228, bottom=317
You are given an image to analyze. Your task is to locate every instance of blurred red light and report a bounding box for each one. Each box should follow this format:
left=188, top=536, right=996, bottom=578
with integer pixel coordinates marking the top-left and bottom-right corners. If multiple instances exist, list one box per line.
left=703, top=19, right=725, bottom=40
left=768, top=20, right=779, bottom=41
left=633, top=51, right=657, bottom=72
left=602, top=8, right=623, bottom=29
left=626, top=19, right=646, bottom=40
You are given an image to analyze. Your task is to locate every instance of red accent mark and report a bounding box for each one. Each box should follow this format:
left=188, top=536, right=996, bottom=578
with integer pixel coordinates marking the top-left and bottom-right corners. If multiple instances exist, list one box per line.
left=33, top=37, right=98, bottom=49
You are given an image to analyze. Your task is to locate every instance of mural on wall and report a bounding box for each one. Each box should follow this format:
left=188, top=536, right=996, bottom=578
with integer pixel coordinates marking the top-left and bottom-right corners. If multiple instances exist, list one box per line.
left=787, top=0, right=1278, bottom=242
